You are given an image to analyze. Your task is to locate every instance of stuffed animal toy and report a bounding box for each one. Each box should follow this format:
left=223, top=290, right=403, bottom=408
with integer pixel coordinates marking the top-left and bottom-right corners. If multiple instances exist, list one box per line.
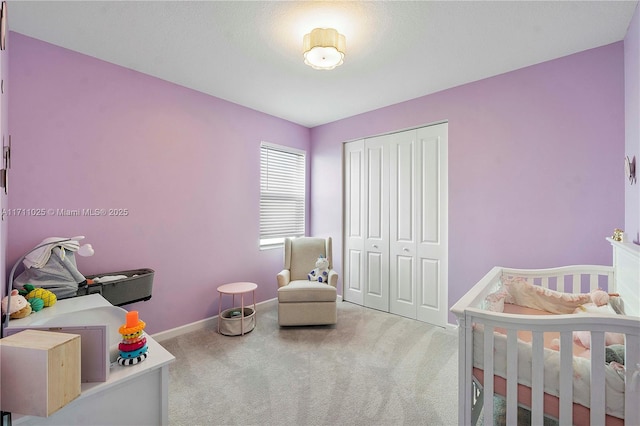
left=27, top=297, right=45, bottom=312
left=572, top=289, right=618, bottom=313
left=1, top=289, right=33, bottom=319
left=308, top=255, right=330, bottom=283
left=549, top=289, right=624, bottom=351
left=19, top=284, right=57, bottom=307
left=589, top=289, right=610, bottom=307
left=571, top=290, right=625, bottom=349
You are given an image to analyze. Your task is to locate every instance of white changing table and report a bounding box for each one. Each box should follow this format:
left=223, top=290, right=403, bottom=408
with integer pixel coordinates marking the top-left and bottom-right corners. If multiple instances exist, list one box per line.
left=5, top=294, right=175, bottom=425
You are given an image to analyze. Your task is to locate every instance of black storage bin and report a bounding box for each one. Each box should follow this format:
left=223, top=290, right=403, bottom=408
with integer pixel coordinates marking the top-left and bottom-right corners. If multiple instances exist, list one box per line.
left=77, top=268, right=154, bottom=306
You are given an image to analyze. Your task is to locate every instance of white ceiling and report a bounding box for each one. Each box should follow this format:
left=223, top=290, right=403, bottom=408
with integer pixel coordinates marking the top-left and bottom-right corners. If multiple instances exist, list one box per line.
left=8, top=1, right=639, bottom=127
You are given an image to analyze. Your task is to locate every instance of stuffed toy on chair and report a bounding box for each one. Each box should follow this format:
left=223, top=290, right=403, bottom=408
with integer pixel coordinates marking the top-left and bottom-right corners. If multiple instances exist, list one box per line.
left=308, top=255, right=330, bottom=283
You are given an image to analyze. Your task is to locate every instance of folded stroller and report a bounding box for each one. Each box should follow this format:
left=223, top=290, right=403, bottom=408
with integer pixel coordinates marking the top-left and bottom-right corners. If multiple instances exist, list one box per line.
left=13, top=243, right=88, bottom=299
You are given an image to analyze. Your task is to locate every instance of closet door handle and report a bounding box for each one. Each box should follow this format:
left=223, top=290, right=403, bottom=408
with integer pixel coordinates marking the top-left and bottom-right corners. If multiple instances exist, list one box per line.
left=403, top=248, right=410, bottom=252
left=372, top=244, right=378, bottom=249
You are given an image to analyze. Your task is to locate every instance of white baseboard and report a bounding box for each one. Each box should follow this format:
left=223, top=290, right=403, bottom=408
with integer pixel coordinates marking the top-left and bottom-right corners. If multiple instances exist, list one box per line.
left=445, top=322, right=458, bottom=332
left=152, top=298, right=278, bottom=343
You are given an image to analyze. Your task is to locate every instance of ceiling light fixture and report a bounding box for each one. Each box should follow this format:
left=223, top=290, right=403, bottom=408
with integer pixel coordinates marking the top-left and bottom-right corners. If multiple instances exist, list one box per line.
left=303, top=28, right=346, bottom=70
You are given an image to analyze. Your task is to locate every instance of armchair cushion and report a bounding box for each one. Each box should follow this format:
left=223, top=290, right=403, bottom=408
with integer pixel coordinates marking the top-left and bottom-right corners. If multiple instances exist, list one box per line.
left=278, top=280, right=337, bottom=303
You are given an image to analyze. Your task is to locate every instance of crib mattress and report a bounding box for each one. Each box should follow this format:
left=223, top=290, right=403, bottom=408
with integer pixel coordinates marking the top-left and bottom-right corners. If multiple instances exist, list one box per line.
left=472, top=303, right=626, bottom=420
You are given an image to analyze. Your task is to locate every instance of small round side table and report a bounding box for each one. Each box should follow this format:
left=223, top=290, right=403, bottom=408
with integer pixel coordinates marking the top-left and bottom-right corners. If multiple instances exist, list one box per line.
left=217, top=282, right=257, bottom=336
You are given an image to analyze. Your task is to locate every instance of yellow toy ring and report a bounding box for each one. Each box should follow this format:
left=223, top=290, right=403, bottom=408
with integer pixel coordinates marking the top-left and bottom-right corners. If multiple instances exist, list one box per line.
left=121, top=330, right=144, bottom=340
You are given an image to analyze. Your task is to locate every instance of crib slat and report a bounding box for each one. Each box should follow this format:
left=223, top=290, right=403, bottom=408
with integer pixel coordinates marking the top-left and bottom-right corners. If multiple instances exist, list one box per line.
left=558, top=331, right=573, bottom=425
left=506, top=330, right=518, bottom=425
left=531, top=331, right=544, bottom=425
left=483, top=325, right=494, bottom=426
left=461, top=316, right=474, bottom=425
left=590, top=332, right=606, bottom=426
left=605, top=270, right=614, bottom=291
left=541, top=276, right=549, bottom=289
left=560, top=275, right=568, bottom=292
left=624, top=334, right=640, bottom=426
left=572, top=274, right=580, bottom=293
left=589, top=274, right=598, bottom=292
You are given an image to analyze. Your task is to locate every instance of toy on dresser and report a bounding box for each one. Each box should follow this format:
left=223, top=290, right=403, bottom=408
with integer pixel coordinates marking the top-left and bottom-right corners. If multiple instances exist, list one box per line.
left=117, top=310, right=148, bottom=366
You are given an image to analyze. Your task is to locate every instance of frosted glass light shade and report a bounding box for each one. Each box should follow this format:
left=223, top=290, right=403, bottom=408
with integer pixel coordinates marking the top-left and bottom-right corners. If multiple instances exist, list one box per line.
left=303, top=28, right=346, bottom=70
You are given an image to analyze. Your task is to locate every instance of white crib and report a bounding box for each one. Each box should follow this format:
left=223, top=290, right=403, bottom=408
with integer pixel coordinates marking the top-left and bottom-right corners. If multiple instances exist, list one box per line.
left=451, top=238, right=640, bottom=425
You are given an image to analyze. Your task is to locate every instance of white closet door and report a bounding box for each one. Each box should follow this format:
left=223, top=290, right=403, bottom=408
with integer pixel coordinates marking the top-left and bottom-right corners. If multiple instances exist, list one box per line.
left=415, top=123, right=448, bottom=327
left=389, top=129, right=418, bottom=319
left=343, top=140, right=365, bottom=305
left=343, top=123, right=448, bottom=327
left=363, top=135, right=390, bottom=311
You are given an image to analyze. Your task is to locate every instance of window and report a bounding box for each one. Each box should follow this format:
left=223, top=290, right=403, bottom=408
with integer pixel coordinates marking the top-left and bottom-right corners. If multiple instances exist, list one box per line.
left=260, top=142, right=306, bottom=248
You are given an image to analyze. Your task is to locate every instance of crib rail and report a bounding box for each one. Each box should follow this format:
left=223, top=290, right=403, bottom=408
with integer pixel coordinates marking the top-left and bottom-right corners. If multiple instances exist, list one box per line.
left=451, top=265, right=614, bottom=318
left=465, top=308, right=640, bottom=426
left=501, top=265, right=615, bottom=294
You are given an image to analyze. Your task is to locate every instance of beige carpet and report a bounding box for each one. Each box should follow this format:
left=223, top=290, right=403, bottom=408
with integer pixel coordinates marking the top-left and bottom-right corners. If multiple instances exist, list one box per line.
left=160, top=300, right=459, bottom=426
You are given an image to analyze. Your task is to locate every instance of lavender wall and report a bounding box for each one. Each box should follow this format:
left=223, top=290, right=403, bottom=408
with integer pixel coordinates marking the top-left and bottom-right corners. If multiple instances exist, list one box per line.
left=8, top=33, right=310, bottom=334
left=6, top=33, right=627, bottom=331
left=310, top=43, right=625, bottom=324
left=625, top=4, right=640, bottom=244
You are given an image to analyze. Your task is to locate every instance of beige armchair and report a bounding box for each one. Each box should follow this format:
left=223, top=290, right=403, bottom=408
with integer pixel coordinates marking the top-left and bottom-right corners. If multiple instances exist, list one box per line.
left=277, top=237, right=338, bottom=326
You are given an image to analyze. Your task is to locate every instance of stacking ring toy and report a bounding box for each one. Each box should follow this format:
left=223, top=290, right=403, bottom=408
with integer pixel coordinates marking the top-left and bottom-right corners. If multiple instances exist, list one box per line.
left=117, top=311, right=149, bottom=367
left=121, top=329, right=144, bottom=340
left=118, top=319, right=146, bottom=336
left=119, top=336, right=147, bottom=352
left=121, top=333, right=145, bottom=344
left=117, top=352, right=148, bottom=366
left=120, top=344, right=148, bottom=359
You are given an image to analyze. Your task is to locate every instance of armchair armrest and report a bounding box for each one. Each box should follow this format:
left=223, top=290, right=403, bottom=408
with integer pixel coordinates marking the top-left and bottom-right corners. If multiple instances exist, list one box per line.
left=277, top=269, right=291, bottom=288
left=328, top=269, right=338, bottom=288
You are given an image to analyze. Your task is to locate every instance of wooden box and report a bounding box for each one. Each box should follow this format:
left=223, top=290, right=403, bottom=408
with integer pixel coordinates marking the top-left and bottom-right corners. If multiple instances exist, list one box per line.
left=0, top=329, right=81, bottom=417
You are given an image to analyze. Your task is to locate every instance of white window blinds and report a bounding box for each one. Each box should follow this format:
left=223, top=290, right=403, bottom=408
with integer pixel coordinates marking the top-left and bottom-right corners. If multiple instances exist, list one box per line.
left=260, top=142, right=306, bottom=247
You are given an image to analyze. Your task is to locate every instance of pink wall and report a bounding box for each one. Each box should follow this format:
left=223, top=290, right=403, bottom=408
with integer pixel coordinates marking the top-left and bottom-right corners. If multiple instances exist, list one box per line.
left=625, top=4, right=640, bottom=243
left=310, top=43, right=625, bottom=324
left=8, top=33, right=310, bottom=334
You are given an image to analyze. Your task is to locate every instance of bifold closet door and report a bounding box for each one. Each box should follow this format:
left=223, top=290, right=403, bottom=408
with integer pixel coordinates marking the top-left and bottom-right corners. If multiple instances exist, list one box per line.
left=343, top=136, right=390, bottom=311
left=389, top=130, right=418, bottom=319
left=415, top=124, right=448, bottom=327
left=343, top=140, right=365, bottom=305
left=362, top=135, right=389, bottom=312
left=389, top=124, right=448, bottom=326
